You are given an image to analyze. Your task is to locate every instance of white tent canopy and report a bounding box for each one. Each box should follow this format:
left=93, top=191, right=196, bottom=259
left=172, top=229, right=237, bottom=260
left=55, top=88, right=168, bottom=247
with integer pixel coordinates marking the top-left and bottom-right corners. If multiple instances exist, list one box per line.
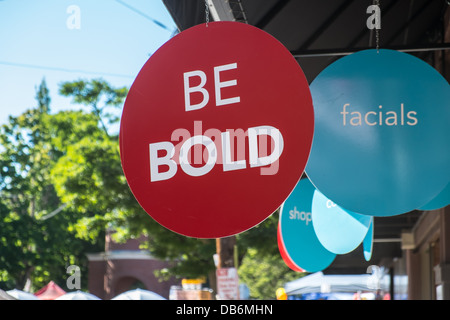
left=55, top=290, right=101, bottom=300
left=6, top=289, right=40, bottom=300
left=111, top=289, right=166, bottom=300
left=1, top=289, right=17, bottom=300
left=284, top=272, right=389, bottom=295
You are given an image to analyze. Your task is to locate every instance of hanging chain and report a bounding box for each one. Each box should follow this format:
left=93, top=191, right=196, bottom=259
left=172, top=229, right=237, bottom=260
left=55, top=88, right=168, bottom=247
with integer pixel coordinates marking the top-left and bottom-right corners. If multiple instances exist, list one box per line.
left=205, top=0, right=210, bottom=27
left=375, top=0, right=380, bottom=53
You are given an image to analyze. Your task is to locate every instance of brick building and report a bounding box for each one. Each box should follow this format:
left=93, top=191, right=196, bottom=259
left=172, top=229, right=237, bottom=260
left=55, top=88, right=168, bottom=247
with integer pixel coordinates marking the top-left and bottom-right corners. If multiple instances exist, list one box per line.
left=87, top=232, right=178, bottom=300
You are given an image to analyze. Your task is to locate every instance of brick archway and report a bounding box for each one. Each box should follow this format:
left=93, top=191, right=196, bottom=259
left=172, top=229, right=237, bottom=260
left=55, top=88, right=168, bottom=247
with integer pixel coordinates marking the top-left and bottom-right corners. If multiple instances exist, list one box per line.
left=113, top=275, right=147, bottom=296
left=87, top=234, right=178, bottom=300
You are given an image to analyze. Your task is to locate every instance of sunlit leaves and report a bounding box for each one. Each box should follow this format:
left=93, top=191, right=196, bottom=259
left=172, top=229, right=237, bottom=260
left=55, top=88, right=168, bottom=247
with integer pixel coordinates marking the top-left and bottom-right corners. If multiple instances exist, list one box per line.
left=0, top=80, right=104, bottom=290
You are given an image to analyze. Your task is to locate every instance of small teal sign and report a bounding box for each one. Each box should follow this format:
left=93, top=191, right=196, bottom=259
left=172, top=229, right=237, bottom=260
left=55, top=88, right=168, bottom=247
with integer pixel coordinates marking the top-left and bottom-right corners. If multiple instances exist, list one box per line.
left=363, top=220, right=374, bottom=261
left=311, top=189, right=373, bottom=255
left=279, top=178, right=336, bottom=272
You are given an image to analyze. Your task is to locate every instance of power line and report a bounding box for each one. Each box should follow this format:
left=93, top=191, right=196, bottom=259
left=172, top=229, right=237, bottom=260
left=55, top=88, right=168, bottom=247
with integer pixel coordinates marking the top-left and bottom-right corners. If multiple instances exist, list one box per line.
left=0, top=60, right=135, bottom=79
left=114, top=0, right=173, bottom=32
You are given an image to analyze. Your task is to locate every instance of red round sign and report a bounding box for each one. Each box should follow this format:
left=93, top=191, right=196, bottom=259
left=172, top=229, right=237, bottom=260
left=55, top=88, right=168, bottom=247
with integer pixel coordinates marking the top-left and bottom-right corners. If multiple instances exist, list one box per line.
left=120, top=22, right=314, bottom=238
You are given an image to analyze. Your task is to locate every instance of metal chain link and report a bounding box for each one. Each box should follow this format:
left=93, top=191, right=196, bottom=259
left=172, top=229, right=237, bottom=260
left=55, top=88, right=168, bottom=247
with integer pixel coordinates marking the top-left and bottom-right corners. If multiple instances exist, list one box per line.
left=205, top=0, right=210, bottom=27
left=375, top=0, right=380, bottom=53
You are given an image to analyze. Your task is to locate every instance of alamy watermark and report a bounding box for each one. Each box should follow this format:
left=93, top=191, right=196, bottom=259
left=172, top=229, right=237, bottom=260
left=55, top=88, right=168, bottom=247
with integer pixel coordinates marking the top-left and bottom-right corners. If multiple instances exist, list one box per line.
left=149, top=121, right=284, bottom=182
left=66, top=5, right=81, bottom=30
left=66, top=265, right=81, bottom=290
left=366, top=4, right=381, bottom=30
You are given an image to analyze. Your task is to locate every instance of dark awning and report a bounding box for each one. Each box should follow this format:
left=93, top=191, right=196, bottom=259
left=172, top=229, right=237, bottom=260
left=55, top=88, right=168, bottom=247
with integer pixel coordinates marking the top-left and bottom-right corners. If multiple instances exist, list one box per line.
left=163, top=0, right=449, bottom=81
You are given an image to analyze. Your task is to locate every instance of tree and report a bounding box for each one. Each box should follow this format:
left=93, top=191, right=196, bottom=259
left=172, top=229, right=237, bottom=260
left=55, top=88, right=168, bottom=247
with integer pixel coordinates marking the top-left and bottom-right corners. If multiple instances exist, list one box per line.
left=35, top=78, right=51, bottom=113
left=235, top=209, right=307, bottom=299
left=238, top=247, right=301, bottom=300
left=59, top=79, right=127, bottom=137
left=0, top=79, right=104, bottom=291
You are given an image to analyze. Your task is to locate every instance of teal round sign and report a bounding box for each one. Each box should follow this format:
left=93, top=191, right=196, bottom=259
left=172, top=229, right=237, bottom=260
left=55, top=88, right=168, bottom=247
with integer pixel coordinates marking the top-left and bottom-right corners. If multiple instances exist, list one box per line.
left=311, top=189, right=373, bottom=255
left=363, top=220, right=374, bottom=262
left=279, top=178, right=336, bottom=272
left=306, top=49, right=450, bottom=216
left=418, top=181, right=450, bottom=211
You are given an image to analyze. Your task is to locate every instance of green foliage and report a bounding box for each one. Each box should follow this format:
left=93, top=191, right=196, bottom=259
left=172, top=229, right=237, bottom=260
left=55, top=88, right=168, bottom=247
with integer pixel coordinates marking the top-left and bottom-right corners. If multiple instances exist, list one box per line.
left=59, top=79, right=128, bottom=136
left=237, top=210, right=280, bottom=259
left=238, top=248, right=303, bottom=300
left=35, top=78, right=51, bottom=113
left=0, top=79, right=104, bottom=290
left=145, top=234, right=216, bottom=281
left=236, top=210, right=305, bottom=299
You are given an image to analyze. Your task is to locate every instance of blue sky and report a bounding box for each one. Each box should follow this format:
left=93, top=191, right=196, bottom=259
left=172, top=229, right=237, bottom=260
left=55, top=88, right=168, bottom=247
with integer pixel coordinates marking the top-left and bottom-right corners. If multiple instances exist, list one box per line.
left=0, top=0, right=177, bottom=126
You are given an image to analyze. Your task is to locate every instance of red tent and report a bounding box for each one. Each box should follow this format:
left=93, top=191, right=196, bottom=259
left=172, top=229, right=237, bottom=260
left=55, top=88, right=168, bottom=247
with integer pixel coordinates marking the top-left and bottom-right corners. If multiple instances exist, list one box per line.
left=34, top=281, right=66, bottom=300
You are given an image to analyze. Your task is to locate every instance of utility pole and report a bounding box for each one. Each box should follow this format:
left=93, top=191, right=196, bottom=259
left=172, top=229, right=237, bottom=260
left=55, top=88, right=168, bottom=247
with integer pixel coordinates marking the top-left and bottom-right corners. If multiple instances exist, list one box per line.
left=215, top=235, right=240, bottom=300
left=215, top=236, right=236, bottom=268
